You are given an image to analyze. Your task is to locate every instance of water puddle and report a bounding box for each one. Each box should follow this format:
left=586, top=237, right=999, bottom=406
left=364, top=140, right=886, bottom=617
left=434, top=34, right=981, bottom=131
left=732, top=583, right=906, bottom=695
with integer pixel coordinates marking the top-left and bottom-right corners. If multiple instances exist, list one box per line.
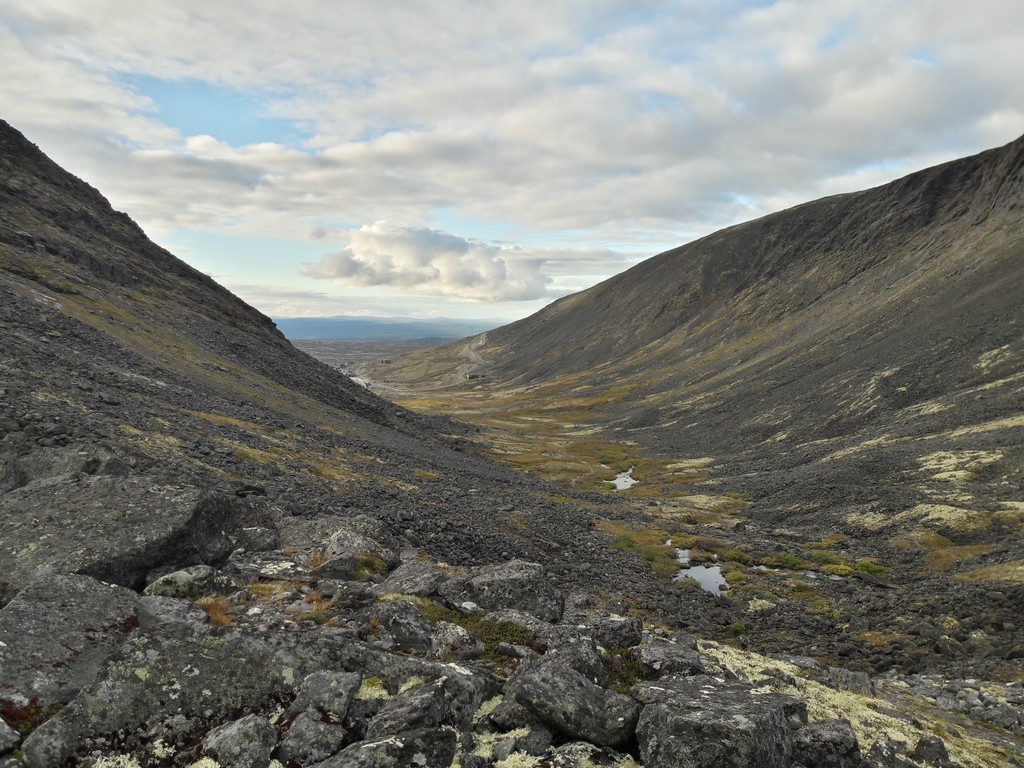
left=669, top=546, right=728, bottom=593
left=608, top=466, right=637, bottom=491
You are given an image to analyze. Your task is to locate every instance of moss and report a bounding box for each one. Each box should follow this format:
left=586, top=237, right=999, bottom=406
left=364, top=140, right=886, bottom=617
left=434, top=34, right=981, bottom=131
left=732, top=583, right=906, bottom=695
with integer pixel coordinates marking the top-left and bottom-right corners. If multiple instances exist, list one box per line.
left=595, top=520, right=678, bottom=580
left=602, top=648, right=644, bottom=694
left=810, top=549, right=847, bottom=566
left=355, top=676, right=391, bottom=700
left=354, top=551, right=389, bottom=580
left=417, top=602, right=534, bottom=655
left=760, top=552, right=810, bottom=570
left=853, top=559, right=886, bottom=576
left=822, top=564, right=853, bottom=577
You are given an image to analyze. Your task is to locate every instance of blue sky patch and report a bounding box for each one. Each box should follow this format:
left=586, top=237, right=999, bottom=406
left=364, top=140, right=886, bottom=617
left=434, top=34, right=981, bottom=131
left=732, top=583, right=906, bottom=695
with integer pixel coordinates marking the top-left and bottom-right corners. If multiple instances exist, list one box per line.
left=124, top=75, right=303, bottom=147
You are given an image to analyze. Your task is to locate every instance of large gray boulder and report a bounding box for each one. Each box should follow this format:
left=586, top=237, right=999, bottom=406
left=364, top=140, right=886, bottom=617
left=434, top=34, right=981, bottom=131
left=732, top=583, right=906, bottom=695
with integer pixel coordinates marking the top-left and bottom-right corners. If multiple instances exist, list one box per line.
left=19, top=626, right=366, bottom=766
left=201, top=714, right=277, bottom=768
left=513, top=657, right=639, bottom=749
left=0, top=443, right=129, bottom=495
left=318, top=727, right=458, bottom=768
left=372, top=558, right=450, bottom=597
left=440, top=559, right=564, bottom=622
left=0, top=573, right=138, bottom=718
left=633, top=676, right=806, bottom=768
left=0, top=475, right=247, bottom=589
left=636, top=636, right=706, bottom=679
left=792, top=719, right=861, bottom=768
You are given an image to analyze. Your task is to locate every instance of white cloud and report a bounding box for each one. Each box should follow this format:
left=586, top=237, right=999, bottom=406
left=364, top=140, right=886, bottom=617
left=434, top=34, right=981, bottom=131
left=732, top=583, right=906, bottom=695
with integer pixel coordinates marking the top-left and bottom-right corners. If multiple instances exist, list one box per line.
left=1, top=0, right=1023, bottom=316
left=300, top=222, right=629, bottom=301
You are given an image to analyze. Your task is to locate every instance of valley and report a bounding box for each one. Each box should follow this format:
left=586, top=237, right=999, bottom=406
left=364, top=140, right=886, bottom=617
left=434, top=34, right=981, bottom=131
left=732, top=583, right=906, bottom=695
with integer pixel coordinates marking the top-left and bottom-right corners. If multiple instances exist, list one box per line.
left=1, top=118, right=1022, bottom=766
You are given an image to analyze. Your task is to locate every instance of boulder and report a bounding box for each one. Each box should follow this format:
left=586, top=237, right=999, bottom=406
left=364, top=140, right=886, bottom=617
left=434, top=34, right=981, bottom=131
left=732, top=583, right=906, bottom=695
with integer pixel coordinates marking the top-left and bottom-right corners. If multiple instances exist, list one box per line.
left=318, top=727, right=458, bottom=767
left=19, top=626, right=369, bottom=766
left=202, top=714, right=277, bottom=768
left=429, top=620, right=486, bottom=660
left=0, top=720, right=19, bottom=756
left=633, top=676, right=806, bottom=768
left=0, top=476, right=247, bottom=589
left=861, top=739, right=916, bottom=768
left=276, top=711, right=348, bottom=764
left=361, top=600, right=435, bottom=652
left=288, top=670, right=362, bottom=720
left=143, top=563, right=235, bottom=598
left=636, top=637, right=706, bottom=679
left=513, top=657, right=638, bottom=749
left=440, top=559, right=564, bottom=622
left=372, top=558, right=450, bottom=598
left=0, top=573, right=138, bottom=718
left=135, top=595, right=209, bottom=632
left=791, top=719, right=861, bottom=768
left=0, top=443, right=128, bottom=494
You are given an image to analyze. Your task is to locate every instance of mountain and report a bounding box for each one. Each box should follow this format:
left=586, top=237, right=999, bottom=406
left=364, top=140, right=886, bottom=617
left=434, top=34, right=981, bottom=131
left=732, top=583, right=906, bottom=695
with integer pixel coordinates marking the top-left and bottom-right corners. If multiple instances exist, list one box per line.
left=274, top=315, right=502, bottom=342
left=2, top=118, right=1022, bottom=765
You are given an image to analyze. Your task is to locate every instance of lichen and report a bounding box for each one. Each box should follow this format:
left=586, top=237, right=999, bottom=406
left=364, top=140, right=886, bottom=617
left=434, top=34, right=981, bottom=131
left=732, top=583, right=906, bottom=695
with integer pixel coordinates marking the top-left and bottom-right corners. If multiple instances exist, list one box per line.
left=355, top=676, right=391, bottom=700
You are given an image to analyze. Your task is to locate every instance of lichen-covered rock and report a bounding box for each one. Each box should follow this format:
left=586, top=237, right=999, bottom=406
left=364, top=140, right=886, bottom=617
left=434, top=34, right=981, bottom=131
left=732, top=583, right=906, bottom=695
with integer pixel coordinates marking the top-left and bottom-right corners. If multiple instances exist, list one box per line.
left=513, top=657, right=639, bottom=749
left=636, top=636, right=705, bottom=679
left=0, top=573, right=138, bottom=717
left=0, top=720, right=19, bottom=756
left=440, top=560, right=564, bottom=622
left=0, top=443, right=129, bottom=494
left=861, top=739, right=915, bottom=768
left=361, top=600, right=435, bottom=652
left=0, top=476, right=247, bottom=589
left=19, top=625, right=369, bottom=766
left=372, top=558, right=450, bottom=598
left=135, top=594, right=210, bottom=632
left=317, top=727, right=459, bottom=767
left=366, top=670, right=495, bottom=739
left=277, top=711, right=349, bottom=764
left=319, top=520, right=400, bottom=580
left=911, top=735, right=955, bottom=765
left=430, top=620, right=486, bottom=660
left=143, top=563, right=235, bottom=598
left=588, top=616, right=644, bottom=651
left=202, top=714, right=277, bottom=768
left=546, top=632, right=607, bottom=686
left=791, top=719, right=861, bottom=768
left=633, top=676, right=805, bottom=768
left=288, top=670, right=362, bottom=720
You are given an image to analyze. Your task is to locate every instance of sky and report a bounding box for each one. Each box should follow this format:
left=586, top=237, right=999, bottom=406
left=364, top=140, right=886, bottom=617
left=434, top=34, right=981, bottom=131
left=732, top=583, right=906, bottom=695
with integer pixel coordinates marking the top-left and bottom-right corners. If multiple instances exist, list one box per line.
left=2, top=1, right=1023, bottom=322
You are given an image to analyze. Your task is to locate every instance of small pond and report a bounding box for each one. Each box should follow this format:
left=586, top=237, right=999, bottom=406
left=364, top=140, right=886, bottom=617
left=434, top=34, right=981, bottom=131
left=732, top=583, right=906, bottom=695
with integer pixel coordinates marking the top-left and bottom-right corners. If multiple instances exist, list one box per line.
left=669, top=546, right=728, bottom=593
left=608, top=466, right=637, bottom=491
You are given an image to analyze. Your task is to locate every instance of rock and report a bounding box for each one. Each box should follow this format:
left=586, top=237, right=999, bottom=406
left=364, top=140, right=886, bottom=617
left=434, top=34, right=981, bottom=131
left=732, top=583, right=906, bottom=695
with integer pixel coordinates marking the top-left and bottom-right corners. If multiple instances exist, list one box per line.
left=633, top=676, right=805, bottom=768
left=318, top=727, right=458, bottom=767
left=19, top=625, right=369, bottom=766
left=288, top=670, right=362, bottom=720
left=513, top=657, right=638, bottom=749
left=636, top=637, right=706, bottom=679
left=232, top=525, right=280, bottom=552
left=588, top=615, right=644, bottom=650
left=430, top=620, right=486, bottom=660
left=0, top=573, right=138, bottom=717
left=546, top=632, right=607, bottom=686
left=440, top=559, right=564, bottom=622
left=324, top=580, right=377, bottom=610
left=0, top=476, right=247, bottom=589
left=819, top=666, right=875, bottom=695
left=791, top=718, right=861, bottom=768
left=0, top=443, right=128, bottom=494
left=276, top=711, right=348, bottom=764
left=320, top=521, right=400, bottom=579
left=372, top=558, right=450, bottom=597
left=862, top=739, right=915, bottom=768
left=202, top=714, right=277, bottom=768
left=135, top=595, right=210, bottom=632
left=361, top=600, right=435, bottom=652
left=0, top=720, right=19, bottom=756
left=911, top=735, right=951, bottom=764
left=143, top=563, right=235, bottom=598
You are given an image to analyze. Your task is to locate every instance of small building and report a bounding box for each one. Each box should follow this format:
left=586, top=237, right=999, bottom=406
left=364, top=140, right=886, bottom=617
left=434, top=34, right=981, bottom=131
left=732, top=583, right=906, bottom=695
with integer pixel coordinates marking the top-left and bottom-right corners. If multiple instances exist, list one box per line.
left=466, top=373, right=485, bottom=380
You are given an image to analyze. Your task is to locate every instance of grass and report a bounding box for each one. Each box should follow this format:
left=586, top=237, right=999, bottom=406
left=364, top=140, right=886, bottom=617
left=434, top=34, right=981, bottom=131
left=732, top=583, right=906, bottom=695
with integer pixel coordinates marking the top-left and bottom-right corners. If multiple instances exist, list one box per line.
left=595, top=520, right=678, bottom=580
left=195, top=595, right=234, bottom=626
left=602, top=648, right=644, bottom=694
left=417, top=602, right=534, bottom=656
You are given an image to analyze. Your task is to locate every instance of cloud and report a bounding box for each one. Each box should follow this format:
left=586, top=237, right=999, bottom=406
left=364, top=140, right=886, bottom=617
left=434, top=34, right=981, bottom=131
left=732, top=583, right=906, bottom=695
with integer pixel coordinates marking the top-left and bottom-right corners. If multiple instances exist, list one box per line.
left=2, top=0, right=1024, bottom=316
left=303, top=223, right=567, bottom=301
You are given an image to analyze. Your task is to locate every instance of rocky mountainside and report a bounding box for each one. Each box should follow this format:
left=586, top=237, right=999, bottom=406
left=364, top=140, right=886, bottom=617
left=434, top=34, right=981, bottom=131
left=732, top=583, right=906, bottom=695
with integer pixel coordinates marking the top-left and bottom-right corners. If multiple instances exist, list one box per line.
left=2, top=118, right=1023, bottom=767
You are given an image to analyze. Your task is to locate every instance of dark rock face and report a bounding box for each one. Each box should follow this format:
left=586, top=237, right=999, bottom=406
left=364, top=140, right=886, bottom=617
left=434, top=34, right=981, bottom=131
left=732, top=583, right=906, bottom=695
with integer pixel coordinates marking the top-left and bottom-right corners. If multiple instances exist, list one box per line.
left=633, top=676, right=805, bottom=768
left=440, top=559, right=565, bottom=622
left=0, top=475, right=244, bottom=590
left=0, top=573, right=137, bottom=715
left=514, top=657, right=639, bottom=749
left=792, top=718, right=862, bottom=768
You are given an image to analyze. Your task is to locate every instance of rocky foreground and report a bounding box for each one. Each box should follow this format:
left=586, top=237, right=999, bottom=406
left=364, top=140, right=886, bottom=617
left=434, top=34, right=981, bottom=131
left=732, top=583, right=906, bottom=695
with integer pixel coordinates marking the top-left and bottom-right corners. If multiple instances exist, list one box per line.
left=3, top=492, right=1020, bottom=768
